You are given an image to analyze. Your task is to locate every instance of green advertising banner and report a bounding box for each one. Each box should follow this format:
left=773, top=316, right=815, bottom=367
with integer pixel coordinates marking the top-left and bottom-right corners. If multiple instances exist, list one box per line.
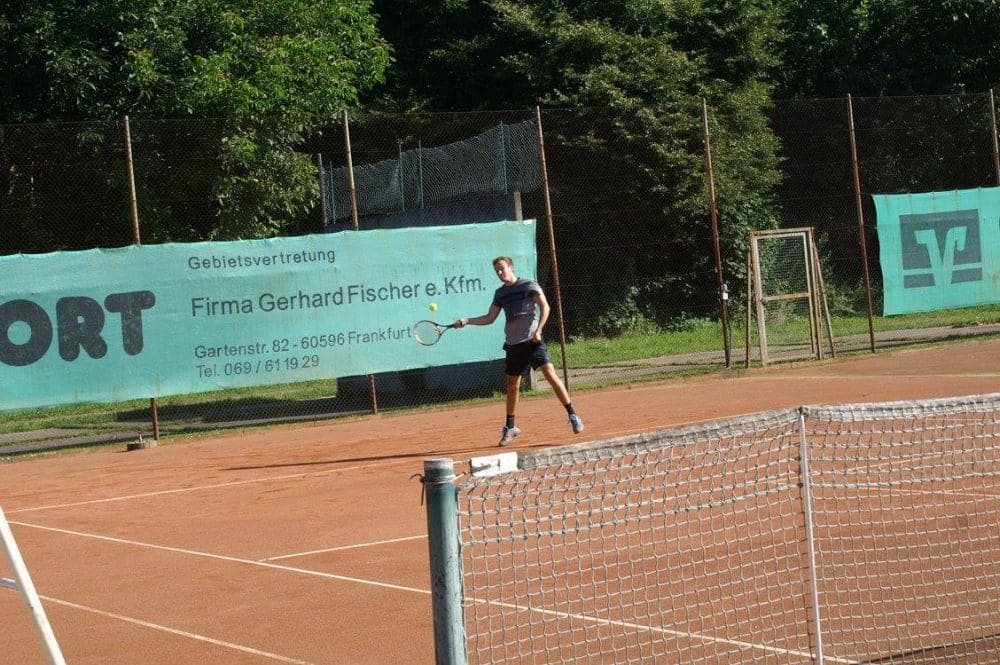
left=0, top=221, right=536, bottom=410
left=873, top=187, right=1000, bottom=315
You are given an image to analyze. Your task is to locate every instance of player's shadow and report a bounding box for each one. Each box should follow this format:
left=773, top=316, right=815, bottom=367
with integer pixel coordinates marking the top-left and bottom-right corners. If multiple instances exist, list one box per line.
left=115, top=367, right=503, bottom=430
left=222, top=446, right=495, bottom=470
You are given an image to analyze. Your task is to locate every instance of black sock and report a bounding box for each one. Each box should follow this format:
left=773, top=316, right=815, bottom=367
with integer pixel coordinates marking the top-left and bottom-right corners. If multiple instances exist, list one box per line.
left=564, top=403, right=576, bottom=416
left=505, top=415, right=516, bottom=429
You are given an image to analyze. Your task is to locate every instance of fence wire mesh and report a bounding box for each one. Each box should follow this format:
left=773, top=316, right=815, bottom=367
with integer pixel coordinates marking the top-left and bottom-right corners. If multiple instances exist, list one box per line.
left=1, top=94, right=998, bottom=450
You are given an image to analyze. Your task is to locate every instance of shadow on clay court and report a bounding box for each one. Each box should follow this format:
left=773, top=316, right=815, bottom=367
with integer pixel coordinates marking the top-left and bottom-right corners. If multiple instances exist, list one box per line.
left=222, top=446, right=493, bottom=471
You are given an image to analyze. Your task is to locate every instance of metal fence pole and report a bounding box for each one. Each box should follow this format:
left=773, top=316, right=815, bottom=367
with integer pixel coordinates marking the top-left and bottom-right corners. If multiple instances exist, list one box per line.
left=534, top=106, right=571, bottom=388
left=123, top=115, right=160, bottom=442
left=343, top=110, right=361, bottom=233
left=701, top=99, right=731, bottom=368
left=123, top=116, right=142, bottom=245
left=422, top=459, right=467, bottom=665
left=989, top=90, right=1000, bottom=186
left=343, top=110, right=378, bottom=413
left=846, top=95, right=877, bottom=353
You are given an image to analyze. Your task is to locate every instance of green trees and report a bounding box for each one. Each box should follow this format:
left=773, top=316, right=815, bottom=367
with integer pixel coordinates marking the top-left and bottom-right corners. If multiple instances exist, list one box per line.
left=0, top=0, right=390, bottom=241
left=372, top=0, right=783, bottom=325
left=3, top=0, right=998, bottom=323
left=774, top=0, right=1000, bottom=97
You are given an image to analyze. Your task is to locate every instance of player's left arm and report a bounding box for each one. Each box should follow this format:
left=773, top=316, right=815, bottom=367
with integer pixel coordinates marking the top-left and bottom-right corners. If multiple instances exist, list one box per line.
left=531, top=291, right=550, bottom=343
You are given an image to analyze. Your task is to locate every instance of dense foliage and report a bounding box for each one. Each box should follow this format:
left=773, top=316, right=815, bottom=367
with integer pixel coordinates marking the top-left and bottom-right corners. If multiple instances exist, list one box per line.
left=372, top=0, right=783, bottom=325
left=2, top=0, right=997, bottom=325
left=774, top=0, right=1000, bottom=97
left=0, top=0, right=390, bottom=241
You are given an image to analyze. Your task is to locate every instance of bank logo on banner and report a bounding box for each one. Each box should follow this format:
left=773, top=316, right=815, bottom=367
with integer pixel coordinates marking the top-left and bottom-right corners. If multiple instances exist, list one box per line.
left=900, top=209, right=982, bottom=288
left=874, top=187, right=1000, bottom=315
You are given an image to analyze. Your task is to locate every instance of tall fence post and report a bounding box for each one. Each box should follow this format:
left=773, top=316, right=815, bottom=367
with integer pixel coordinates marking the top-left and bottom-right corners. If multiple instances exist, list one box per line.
left=423, top=459, right=467, bottom=665
left=989, top=89, right=1000, bottom=186
left=343, top=110, right=378, bottom=414
left=122, top=115, right=159, bottom=442
left=343, top=110, right=361, bottom=233
left=797, top=410, right=825, bottom=664
left=846, top=95, right=876, bottom=353
left=701, top=99, right=731, bottom=368
left=534, top=106, right=571, bottom=388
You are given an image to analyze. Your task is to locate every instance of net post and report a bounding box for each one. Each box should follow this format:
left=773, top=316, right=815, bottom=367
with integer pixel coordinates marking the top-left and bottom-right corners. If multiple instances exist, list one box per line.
left=423, top=459, right=467, bottom=665
left=1, top=507, right=66, bottom=665
left=796, top=411, right=825, bottom=664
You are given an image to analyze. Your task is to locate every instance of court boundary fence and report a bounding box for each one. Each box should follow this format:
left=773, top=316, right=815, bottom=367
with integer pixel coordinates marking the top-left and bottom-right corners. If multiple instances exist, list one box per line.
left=424, top=392, right=1000, bottom=664
left=4, top=93, right=1000, bottom=443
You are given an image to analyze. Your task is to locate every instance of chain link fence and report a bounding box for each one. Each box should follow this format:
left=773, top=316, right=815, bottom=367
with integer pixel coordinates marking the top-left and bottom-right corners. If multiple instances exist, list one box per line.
left=2, top=94, right=998, bottom=451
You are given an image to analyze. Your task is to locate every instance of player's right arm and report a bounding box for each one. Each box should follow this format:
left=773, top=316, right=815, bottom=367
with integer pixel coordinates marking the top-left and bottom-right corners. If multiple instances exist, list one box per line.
left=454, top=304, right=501, bottom=328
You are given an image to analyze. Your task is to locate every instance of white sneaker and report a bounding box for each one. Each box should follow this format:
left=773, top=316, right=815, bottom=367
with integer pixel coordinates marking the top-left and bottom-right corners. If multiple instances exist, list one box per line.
left=498, top=426, right=521, bottom=447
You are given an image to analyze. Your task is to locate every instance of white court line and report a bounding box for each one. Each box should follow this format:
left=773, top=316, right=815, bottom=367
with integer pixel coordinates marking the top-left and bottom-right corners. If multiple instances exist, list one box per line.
left=40, top=596, right=315, bottom=664
left=765, top=475, right=999, bottom=501
left=815, top=448, right=1000, bottom=500
left=814, top=482, right=999, bottom=501
left=14, top=519, right=826, bottom=662
left=7, top=459, right=413, bottom=514
left=11, top=520, right=431, bottom=595
left=463, top=595, right=854, bottom=663
left=261, top=535, right=426, bottom=562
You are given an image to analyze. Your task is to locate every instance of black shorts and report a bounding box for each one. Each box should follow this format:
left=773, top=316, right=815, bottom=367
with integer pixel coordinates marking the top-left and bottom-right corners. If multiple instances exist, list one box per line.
left=504, top=340, right=552, bottom=376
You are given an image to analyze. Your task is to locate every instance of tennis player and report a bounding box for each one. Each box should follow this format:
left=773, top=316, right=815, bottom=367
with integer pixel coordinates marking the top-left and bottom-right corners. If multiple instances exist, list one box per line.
left=453, top=256, right=584, bottom=446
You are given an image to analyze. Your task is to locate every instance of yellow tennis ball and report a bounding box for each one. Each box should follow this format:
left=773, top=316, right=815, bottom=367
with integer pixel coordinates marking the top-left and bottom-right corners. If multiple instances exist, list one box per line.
left=429, top=302, right=438, bottom=312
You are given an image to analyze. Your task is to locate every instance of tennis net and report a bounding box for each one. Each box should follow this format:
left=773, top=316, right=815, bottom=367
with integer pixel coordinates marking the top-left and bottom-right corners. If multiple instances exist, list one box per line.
left=424, top=393, right=1000, bottom=664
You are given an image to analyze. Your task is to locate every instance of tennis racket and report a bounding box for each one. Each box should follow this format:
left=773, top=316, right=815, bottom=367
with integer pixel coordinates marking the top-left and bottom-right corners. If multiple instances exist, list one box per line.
left=412, top=320, right=457, bottom=346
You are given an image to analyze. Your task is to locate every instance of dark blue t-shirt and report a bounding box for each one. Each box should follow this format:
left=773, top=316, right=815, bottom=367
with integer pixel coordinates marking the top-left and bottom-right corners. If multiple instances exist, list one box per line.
left=492, top=278, right=542, bottom=344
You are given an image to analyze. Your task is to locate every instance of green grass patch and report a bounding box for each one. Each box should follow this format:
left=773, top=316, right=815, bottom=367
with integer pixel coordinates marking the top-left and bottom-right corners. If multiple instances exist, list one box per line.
left=0, top=379, right=341, bottom=437
left=558, top=304, right=999, bottom=367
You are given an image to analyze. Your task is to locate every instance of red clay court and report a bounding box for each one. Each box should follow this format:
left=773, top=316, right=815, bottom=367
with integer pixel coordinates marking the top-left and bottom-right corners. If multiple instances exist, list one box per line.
left=2, top=337, right=998, bottom=664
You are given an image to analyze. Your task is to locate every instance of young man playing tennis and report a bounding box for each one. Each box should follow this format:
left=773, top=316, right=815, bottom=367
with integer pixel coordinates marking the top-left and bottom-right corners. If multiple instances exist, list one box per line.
left=453, top=256, right=584, bottom=446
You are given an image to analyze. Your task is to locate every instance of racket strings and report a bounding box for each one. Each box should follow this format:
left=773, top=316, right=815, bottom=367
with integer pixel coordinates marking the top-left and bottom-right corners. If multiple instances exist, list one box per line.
left=413, top=320, right=444, bottom=345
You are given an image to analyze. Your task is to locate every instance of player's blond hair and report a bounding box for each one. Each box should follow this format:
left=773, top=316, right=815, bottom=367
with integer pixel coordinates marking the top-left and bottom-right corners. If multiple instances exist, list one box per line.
left=492, top=256, right=514, bottom=269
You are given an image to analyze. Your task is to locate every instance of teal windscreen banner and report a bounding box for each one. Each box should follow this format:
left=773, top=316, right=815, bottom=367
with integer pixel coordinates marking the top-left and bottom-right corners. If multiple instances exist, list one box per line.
left=873, top=187, right=1000, bottom=315
left=0, top=220, right=536, bottom=410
